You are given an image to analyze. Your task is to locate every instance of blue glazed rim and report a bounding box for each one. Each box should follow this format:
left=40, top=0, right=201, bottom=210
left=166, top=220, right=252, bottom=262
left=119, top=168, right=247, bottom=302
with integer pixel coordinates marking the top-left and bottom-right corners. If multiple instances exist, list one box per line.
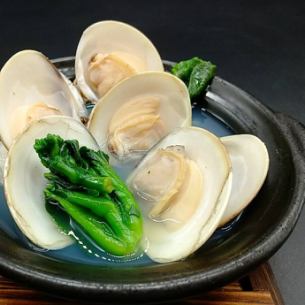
left=0, top=57, right=304, bottom=303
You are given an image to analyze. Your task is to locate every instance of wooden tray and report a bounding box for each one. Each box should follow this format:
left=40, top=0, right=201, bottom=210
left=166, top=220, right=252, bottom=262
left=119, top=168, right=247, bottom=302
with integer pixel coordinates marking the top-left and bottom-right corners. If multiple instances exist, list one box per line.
left=0, top=263, right=284, bottom=305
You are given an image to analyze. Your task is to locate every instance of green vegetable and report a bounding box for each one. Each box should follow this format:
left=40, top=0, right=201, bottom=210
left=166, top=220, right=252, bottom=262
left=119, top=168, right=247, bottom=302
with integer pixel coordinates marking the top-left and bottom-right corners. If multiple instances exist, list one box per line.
left=35, top=136, right=114, bottom=194
left=34, top=134, right=143, bottom=256
left=171, top=56, right=216, bottom=99
left=171, top=57, right=203, bottom=82
left=188, top=61, right=216, bottom=99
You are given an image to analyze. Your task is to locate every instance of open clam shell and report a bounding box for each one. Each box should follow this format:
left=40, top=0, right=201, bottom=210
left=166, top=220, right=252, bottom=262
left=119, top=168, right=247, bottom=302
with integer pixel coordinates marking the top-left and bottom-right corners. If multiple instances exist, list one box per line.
left=75, top=20, right=164, bottom=103
left=88, top=71, right=192, bottom=165
left=0, top=50, right=87, bottom=149
left=127, top=127, right=232, bottom=263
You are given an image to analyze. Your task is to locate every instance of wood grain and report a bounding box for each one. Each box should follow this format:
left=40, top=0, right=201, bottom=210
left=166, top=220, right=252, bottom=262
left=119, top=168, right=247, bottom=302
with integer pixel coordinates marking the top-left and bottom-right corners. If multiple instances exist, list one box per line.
left=249, top=263, right=285, bottom=305
left=0, top=263, right=283, bottom=305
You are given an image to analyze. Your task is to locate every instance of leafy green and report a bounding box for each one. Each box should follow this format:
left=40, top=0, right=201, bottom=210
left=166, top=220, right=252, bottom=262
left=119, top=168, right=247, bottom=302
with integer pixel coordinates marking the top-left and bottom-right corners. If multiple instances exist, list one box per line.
left=171, top=57, right=203, bottom=82
left=171, top=56, right=216, bottom=99
left=188, top=61, right=216, bottom=99
left=34, top=134, right=143, bottom=256
left=35, top=135, right=114, bottom=194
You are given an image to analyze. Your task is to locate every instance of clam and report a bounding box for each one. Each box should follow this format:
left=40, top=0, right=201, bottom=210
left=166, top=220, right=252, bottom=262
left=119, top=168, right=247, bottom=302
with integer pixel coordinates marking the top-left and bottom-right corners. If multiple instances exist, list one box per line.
left=88, top=72, right=192, bottom=164
left=4, top=116, right=99, bottom=249
left=127, top=127, right=232, bottom=263
left=75, top=20, right=164, bottom=103
left=0, top=50, right=87, bottom=149
left=219, top=134, right=269, bottom=226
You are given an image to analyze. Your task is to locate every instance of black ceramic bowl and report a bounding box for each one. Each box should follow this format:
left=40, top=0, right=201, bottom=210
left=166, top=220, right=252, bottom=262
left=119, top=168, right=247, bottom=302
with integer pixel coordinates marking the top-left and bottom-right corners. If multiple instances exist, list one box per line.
left=0, top=58, right=304, bottom=304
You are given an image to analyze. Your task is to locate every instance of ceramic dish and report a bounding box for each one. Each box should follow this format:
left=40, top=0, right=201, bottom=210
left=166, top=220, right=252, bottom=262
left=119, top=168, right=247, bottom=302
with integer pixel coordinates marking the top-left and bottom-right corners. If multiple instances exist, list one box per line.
left=0, top=58, right=304, bottom=303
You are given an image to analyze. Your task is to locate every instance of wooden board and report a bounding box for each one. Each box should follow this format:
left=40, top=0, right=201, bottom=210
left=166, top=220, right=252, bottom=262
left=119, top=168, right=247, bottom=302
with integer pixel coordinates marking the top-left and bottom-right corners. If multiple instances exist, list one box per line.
left=0, top=263, right=284, bottom=305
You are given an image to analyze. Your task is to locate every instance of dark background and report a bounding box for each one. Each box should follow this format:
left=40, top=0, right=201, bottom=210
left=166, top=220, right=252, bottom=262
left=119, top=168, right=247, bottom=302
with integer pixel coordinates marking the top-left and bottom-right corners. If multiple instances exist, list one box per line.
left=1, top=1, right=304, bottom=304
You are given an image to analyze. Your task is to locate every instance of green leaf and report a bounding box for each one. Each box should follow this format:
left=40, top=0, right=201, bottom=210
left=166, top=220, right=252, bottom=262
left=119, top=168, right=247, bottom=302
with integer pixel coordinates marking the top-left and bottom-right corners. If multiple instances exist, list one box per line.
left=188, top=61, right=216, bottom=99
left=171, top=57, right=217, bottom=100
left=171, top=57, right=203, bottom=82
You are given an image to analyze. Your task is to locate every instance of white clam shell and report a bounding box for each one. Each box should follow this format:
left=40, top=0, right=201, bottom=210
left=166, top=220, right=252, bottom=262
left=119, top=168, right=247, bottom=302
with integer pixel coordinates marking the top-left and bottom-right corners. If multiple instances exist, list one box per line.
left=4, top=116, right=99, bottom=249
left=0, top=50, right=87, bottom=149
left=127, top=127, right=232, bottom=263
left=88, top=71, right=192, bottom=165
left=75, top=20, right=164, bottom=102
left=219, top=134, right=269, bottom=226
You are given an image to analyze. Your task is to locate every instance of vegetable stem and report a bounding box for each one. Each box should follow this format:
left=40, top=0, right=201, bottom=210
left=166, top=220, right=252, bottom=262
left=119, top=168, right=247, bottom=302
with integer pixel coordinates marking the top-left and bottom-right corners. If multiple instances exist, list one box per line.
left=45, top=190, right=135, bottom=255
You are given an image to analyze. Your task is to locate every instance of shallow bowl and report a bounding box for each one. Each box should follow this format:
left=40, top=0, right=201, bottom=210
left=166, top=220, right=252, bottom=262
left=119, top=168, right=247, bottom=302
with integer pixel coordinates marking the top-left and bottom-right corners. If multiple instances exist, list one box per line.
left=0, top=58, right=304, bottom=303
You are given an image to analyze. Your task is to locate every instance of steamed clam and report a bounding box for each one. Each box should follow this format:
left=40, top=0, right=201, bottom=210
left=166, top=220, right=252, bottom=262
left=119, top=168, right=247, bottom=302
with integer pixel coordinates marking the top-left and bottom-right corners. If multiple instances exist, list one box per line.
left=0, top=50, right=87, bottom=149
left=127, top=127, right=233, bottom=262
left=75, top=20, right=164, bottom=103
left=88, top=72, right=192, bottom=164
